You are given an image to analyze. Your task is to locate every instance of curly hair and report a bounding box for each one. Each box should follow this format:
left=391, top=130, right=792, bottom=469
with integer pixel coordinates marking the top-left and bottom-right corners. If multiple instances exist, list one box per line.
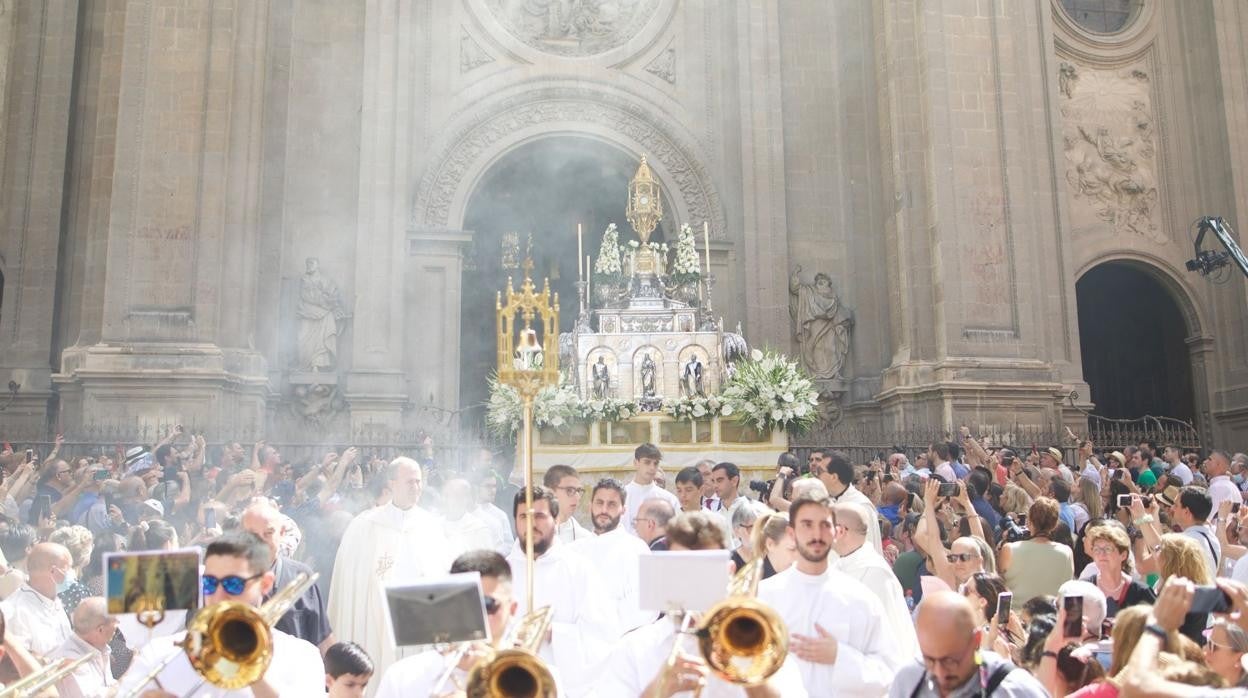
left=1000, top=484, right=1033, bottom=516
left=1028, top=497, right=1061, bottom=538
left=1158, top=533, right=1213, bottom=585
left=49, top=525, right=94, bottom=570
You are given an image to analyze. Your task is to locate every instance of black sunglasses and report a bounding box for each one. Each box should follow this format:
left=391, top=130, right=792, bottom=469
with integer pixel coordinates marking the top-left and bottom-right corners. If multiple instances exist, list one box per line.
left=202, top=572, right=264, bottom=596
left=483, top=595, right=501, bottom=614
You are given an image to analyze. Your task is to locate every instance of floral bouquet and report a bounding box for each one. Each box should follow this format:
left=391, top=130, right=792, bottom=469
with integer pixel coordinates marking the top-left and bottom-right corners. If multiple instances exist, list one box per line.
left=662, top=394, right=722, bottom=421
left=579, top=397, right=639, bottom=423
left=486, top=377, right=581, bottom=438
left=719, top=349, right=820, bottom=434
left=593, top=224, right=625, bottom=280
left=669, top=224, right=702, bottom=286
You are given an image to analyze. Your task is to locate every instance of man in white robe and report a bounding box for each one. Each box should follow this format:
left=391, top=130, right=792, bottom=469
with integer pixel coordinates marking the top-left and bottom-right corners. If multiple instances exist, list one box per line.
left=759, top=497, right=906, bottom=697
left=591, top=511, right=807, bottom=698
left=544, top=464, right=592, bottom=543
left=327, top=457, right=451, bottom=690
left=811, top=450, right=883, bottom=554
left=622, top=444, right=680, bottom=533
left=507, top=486, right=619, bottom=696
left=571, top=479, right=653, bottom=632
left=472, top=473, right=515, bottom=554
left=439, top=478, right=495, bottom=559
left=831, top=502, right=919, bottom=661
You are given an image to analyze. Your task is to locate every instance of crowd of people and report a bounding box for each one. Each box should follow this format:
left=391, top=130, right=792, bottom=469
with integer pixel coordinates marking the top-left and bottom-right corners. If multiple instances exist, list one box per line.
left=0, top=428, right=1247, bottom=696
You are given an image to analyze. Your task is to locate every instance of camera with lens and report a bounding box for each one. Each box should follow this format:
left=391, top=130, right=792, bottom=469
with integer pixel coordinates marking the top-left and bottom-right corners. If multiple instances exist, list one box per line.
left=1000, top=514, right=1031, bottom=543
left=748, top=479, right=771, bottom=498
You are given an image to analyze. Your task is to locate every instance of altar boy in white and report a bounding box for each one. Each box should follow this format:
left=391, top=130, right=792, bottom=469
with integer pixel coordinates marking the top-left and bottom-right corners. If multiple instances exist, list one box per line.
left=622, top=443, right=681, bottom=533
left=507, top=486, right=620, bottom=696
left=758, top=497, right=907, bottom=697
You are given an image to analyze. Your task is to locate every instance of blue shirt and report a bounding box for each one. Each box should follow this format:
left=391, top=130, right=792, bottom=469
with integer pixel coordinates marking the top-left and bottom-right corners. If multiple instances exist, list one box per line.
left=972, top=496, right=1002, bottom=531
left=1058, top=501, right=1077, bottom=533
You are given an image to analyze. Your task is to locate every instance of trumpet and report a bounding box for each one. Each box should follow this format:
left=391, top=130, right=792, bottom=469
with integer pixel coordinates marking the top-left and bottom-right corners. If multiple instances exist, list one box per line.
left=459, top=606, right=556, bottom=698
left=0, top=653, right=94, bottom=698
left=659, top=558, right=789, bottom=695
left=117, top=571, right=319, bottom=698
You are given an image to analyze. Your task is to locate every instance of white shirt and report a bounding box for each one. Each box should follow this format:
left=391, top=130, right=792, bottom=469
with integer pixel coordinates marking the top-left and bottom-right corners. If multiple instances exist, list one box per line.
left=507, top=538, right=621, bottom=695
left=933, top=461, right=956, bottom=483
left=1080, top=461, right=1102, bottom=489
left=474, top=502, right=515, bottom=554
left=1210, top=476, right=1244, bottom=522
left=571, top=526, right=654, bottom=631
left=440, top=511, right=496, bottom=560
left=1170, top=462, right=1195, bottom=486
left=114, top=626, right=324, bottom=696
left=589, top=615, right=809, bottom=698
left=759, top=566, right=907, bottom=697
left=0, top=584, right=72, bottom=656
left=834, top=544, right=920, bottom=661
left=49, top=633, right=113, bottom=698
left=1182, top=523, right=1221, bottom=580
left=623, top=481, right=680, bottom=533
left=556, top=515, right=592, bottom=544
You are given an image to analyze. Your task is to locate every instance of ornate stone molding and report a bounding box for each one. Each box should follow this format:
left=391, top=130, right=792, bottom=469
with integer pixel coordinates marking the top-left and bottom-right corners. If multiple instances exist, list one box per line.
left=412, top=85, right=726, bottom=237
left=645, top=40, right=675, bottom=84
left=460, top=28, right=495, bottom=72
left=480, top=0, right=661, bottom=58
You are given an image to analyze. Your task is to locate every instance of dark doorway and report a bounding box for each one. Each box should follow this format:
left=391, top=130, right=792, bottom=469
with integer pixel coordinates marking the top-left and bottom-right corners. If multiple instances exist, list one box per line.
left=458, top=137, right=674, bottom=427
left=1076, top=262, right=1196, bottom=422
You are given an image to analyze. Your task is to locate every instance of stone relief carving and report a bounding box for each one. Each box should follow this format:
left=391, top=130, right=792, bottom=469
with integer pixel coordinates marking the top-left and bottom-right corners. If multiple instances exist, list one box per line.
left=413, top=87, right=725, bottom=236
left=1058, top=61, right=1078, bottom=99
left=484, top=0, right=661, bottom=57
left=789, top=266, right=853, bottom=381
left=645, top=41, right=676, bottom=84
left=460, top=29, right=495, bottom=72
left=1060, top=64, right=1163, bottom=243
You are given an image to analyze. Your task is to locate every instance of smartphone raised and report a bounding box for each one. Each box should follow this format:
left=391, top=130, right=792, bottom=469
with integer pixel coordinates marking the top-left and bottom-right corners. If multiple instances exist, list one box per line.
left=1117, top=494, right=1132, bottom=508
left=36, top=494, right=52, bottom=520
left=1062, top=594, right=1084, bottom=638
left=93, top=468, right=111, bottom=481
left=204, top=508, right=217, bottom=530
left=25, top=449, right=33, bottom=462
left=937, top=482, right=960, bottom=498
left=995, top=591, right=1013, bottom=627
left=1190, top=585, right=1233, bottom=615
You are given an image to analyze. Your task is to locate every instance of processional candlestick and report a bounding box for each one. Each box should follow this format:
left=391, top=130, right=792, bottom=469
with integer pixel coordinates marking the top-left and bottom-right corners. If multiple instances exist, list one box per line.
left=496, top=255, right=560, bottom=610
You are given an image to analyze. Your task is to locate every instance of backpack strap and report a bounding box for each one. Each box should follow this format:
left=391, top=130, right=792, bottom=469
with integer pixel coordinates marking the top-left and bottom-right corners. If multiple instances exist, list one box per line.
left=983, top=660, right=1018, bottom=695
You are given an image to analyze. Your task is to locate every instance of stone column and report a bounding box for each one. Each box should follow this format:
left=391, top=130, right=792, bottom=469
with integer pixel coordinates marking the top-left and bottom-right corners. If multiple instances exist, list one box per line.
left=405, top=228, right=471, bottom=414
left=53, top=0, right=269, bottom=440
left=0, top=2, right=79, bottom=436
left=874, top=0, right=1088, bottom=432
left=346, top=0, right=416, bottom=431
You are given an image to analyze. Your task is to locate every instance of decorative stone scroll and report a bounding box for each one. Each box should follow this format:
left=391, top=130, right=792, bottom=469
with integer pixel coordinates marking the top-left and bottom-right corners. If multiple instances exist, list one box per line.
left=482, top=0, right=661, bottom=57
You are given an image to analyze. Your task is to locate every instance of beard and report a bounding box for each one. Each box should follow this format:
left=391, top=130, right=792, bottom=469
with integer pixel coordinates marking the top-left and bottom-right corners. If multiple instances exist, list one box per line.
left=518, top=528, right=555, bottom=557
left=593, top=513, right=621, bottom=534
left=797, top=537, right=831, bottom=563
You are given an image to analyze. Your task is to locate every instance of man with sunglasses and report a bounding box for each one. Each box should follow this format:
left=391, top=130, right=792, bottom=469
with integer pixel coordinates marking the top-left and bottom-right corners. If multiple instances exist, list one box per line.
left=115, top=532, right=324, bottom=697
left=890, top=590, right=1046, bottom=697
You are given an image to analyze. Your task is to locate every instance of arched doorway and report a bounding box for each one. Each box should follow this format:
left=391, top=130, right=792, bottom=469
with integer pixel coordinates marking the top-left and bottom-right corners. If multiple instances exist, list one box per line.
left=458, top=137, right=675, bottom=426
left=1075, top=261, right=1197, bottom=423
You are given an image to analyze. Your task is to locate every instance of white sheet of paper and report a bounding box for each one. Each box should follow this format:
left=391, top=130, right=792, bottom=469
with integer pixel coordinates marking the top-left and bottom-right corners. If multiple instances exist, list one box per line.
left=638, top=550, right=731, bottom=613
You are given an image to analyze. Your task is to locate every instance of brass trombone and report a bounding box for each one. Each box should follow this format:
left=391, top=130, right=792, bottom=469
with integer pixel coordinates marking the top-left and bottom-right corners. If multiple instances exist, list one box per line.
left=659, top=558, right=788, bottom=696
left=117, top=571, right=319, bottom=698
left=432, top=605, right=557, bottom=698
left=0, top=653, right=95, bottom=698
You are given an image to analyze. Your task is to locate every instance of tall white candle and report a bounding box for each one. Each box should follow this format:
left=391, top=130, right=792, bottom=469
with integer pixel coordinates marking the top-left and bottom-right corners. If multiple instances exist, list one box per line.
left=703, top=221, right=711, bottom=275
left=586, top=255, right=592, bottom=303
left=578, top=223, right=584, bottom=281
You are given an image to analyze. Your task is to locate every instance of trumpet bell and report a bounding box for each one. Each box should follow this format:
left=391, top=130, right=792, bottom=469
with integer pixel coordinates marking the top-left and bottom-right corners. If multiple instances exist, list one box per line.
left=696, top=598, right=788, bottom=686
left=465, top=648, right=557, bottom=698
left=185, top=601, right=275, bottom=690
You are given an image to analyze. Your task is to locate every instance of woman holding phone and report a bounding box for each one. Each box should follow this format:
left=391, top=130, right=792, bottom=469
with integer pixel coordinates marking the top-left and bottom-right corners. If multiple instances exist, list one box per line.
left=962, top=571, right=1023, bottom=656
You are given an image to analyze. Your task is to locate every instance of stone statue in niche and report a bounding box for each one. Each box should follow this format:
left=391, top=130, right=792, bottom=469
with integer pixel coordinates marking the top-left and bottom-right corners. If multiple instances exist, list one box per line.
left=296, top=258, right=349, bottom=372
left=789, top=266, right=853, bottom=380
left=592, top=356, right=610, bottom=399
left=681, top=355, right=704, bottom=398
left=639, top=353, right=657, bottom=397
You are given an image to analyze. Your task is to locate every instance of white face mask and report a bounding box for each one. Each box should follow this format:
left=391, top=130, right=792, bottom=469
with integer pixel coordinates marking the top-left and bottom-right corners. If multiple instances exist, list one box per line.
left=56, top=568, right=76, bottom=593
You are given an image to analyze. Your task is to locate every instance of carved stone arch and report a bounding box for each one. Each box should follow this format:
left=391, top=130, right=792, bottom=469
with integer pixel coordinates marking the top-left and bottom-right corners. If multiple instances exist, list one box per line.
left=412, top=84, right=726, bottom=238
left=1075, top=251, right=1206, bottom=337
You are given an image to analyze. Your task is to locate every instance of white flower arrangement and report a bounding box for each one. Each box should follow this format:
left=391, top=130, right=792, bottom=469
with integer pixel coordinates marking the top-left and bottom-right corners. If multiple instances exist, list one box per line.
left=669, top=224, right=702, bottom=285
left=580, top=397, right=639, bottom=423
left=719, top=349, right=820, bottom=434
left=662, top=395, right=722, bottom=421
left=593, top=224, right=624, bottom=278
left=486, top=378, right=582, bottom=437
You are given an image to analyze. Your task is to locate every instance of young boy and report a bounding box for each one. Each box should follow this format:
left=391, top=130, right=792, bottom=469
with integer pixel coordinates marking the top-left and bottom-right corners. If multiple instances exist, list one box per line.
left=325, top=640, right=374, bottom=697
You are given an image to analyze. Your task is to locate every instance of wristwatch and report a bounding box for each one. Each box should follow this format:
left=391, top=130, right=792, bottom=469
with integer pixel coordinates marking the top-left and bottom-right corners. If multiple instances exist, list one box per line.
left=1134, top=514, right=1155, bottom=525
left=1143, top=623, right=1169, bottom=639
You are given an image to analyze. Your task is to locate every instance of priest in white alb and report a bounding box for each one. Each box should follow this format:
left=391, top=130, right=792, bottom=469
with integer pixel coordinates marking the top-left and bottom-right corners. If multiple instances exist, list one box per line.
left=507, top=486, right=620, bottom=696
left=571, top=479, right=654, bottom=632
left=328, top=457, right=451, bottom=690
left=831, top=502, right=919, bottom=661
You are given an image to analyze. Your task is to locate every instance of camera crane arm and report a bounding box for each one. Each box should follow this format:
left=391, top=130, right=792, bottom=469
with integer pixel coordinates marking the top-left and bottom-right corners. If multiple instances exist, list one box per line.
left=1187, top=216, right=1248, bottom=279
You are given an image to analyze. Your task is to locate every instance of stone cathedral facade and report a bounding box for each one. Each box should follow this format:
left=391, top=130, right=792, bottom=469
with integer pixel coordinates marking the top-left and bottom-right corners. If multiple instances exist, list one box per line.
left=1, top=0, right=1246, bottom=447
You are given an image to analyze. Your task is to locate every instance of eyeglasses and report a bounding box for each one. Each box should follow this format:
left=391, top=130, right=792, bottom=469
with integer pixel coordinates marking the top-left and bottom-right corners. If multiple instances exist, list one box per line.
left=1091, top=545, right=1120, bottom=556
left=202, top=572, right=264, bottom=596
left=483, top=595, right=501, bottom=615
left=556, top=486, right=585, bottom=497
left=946, top=553, right=978, bottom=563
left=633, top=517, right=653, bottom=526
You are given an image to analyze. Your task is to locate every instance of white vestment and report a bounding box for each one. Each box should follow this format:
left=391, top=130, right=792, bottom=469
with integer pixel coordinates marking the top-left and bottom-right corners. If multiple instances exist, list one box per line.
left=834, top=544, right=920, bottom=661
left=440, top=511, right=496, bottom=560
left=556, top=515, right=591, bottom=544
left=830, top=485, right=883, bottom=554
left=114, top=627, right=323, bottom=697
left=474, top=503, right=515, bottom=554
left=507, top=539, right=621, bottom=696
left=588, top=616, right=809, bottom=698
left=759, top=566, right=906, bottom=697
left=571, top=526, right=654, bottom=631
left=327, top=503, right=452, bottom=691
left=622, top=481, right=681, bottom=533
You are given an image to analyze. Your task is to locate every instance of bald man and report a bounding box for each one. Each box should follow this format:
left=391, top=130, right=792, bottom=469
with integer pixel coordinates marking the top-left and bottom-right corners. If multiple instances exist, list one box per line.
left=831, top=503, right=918, bottom=661
left=0, top=542, right=73, bottom=656
left=437, top=478, right=494, bottom=559
left=328, top=457, right=450, bottom=685
left=242, top=501, right=335, bottom=653
left=888, top=591, right=1046, bottom=697
left=49, top=596, right=117, bottom=698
